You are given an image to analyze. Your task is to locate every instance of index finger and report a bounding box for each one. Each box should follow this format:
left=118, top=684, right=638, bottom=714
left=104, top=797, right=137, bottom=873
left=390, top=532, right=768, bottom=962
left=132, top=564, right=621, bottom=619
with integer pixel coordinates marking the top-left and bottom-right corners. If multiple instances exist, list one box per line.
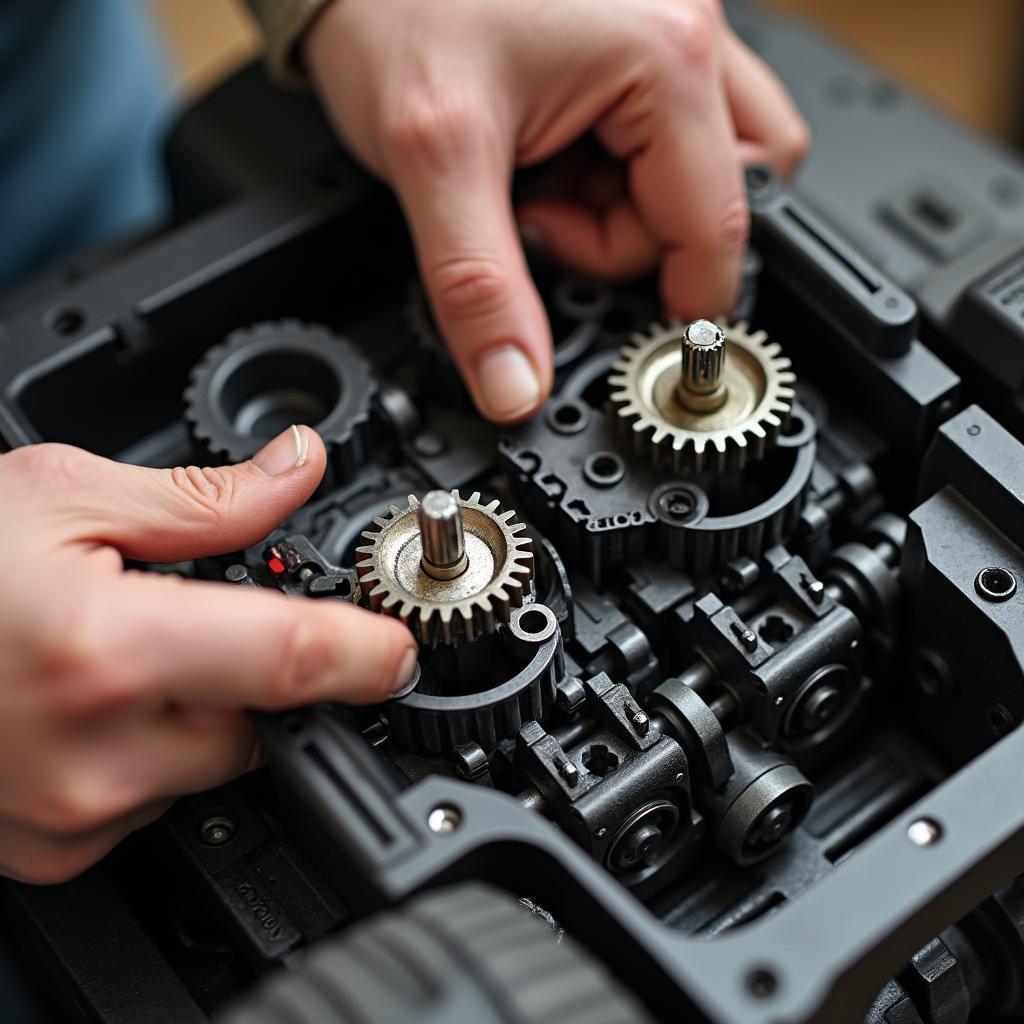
left=59, top=573, right=418, bottom=714
left=596, top=8, right=748, bottom=318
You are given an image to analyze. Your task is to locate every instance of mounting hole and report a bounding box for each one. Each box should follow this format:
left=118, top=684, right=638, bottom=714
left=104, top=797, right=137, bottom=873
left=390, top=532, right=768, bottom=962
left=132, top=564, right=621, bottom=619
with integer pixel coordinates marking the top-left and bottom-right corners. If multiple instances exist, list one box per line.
left=427, top=804, right=462, bottom=834
left=583, top=451, right=625, bottom=488
left=649, top=481, right=709, bottom=527
left=975, top=566, right=1016, bottom=603
left=581, top=744, right=619, bottom=777
left=199, top=815, right=236, bottom=847
left=746, top=967, right=779, bottom=999
left=759, top=614, right=794, bottom=645
left=988, top=702, right=1016, bottom=738
left=518, top=607, right=550, bottom=635
left=47, top=307, right=85, bottom=336
left=546, top=399, right=589, bottom=435
left=907, top=817, right=943, bottom=847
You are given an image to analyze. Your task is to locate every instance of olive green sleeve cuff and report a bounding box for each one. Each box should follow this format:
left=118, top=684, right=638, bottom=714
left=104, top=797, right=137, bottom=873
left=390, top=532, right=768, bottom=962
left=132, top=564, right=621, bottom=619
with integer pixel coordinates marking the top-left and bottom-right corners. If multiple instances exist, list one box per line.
left=244, top=0, right=334, bottom=89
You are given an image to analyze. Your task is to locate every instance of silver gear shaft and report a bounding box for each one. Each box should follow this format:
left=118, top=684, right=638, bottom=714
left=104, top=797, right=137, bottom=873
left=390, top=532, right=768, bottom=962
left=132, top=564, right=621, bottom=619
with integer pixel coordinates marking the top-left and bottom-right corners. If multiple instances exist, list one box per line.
left=355, top=491, right=534, bottom=645
left=608, top=319, right=795, bottom=474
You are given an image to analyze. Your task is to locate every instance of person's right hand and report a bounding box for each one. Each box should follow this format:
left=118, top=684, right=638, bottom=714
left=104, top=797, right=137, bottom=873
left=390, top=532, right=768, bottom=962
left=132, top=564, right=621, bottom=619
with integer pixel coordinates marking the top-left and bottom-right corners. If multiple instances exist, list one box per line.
left=0, top=426, right=417, bottom=884
left=304, top=0, right=808, bottom=424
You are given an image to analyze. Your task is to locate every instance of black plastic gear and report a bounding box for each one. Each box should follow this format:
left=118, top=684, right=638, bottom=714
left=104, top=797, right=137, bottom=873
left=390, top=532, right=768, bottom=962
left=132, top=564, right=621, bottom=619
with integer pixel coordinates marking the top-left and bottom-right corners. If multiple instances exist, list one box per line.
left=184, top=320, right=376, bottom=480
left=387, top=602, right=564, bottom=754
left=500, top=399, right=815, bottom=581
left=219, top=883, right=653, bottom=1024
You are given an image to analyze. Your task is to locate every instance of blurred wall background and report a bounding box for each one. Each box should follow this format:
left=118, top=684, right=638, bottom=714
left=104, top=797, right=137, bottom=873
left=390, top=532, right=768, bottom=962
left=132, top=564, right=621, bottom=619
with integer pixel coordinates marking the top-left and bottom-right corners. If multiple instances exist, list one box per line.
left=152, top=0, right=1024, bottom=143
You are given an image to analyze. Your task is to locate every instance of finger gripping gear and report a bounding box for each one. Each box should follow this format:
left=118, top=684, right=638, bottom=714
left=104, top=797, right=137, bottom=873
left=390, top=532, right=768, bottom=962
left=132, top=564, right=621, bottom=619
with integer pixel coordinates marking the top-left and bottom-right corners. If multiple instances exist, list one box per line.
left=608, top=319, right=796, bottom=473
left=355, top=490, right=535, bottom=645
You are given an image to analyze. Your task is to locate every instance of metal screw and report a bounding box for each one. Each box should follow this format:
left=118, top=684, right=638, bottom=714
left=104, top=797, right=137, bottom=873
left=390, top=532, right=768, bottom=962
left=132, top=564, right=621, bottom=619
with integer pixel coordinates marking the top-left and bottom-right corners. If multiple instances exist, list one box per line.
left=907, top=818, right=943, bottom=847
left=200, top=815, right=236, bottom=847
left=558, top=759, right=579, bottom=787
left=631, top=710, right=651, bottom=737
left=225, top=564, right=248, bottom=584
left=801, top=573, right=825, bottom=605
left=595, top=827, right=608, bottom=839
left=731, top=622, right=758, bottom=652
left=418, top=490, right=468, bottom=580
left=427, top=804, right=462, bottom=833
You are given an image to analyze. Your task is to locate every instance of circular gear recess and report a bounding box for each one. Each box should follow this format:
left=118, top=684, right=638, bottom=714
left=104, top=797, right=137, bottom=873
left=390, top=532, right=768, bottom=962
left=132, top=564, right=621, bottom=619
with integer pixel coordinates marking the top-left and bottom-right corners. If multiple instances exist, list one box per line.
left=355, top=491, right=534, bottom=645
left=184, top=320, right=375, bottom=476
left=608, top=319, right=795, bottom=473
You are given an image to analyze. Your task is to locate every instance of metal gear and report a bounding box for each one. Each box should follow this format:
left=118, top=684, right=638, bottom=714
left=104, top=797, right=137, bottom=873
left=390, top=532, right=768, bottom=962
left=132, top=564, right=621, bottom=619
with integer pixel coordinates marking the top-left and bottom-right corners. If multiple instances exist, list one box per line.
left=355, top=490, right=534, bottom=645
left=608, top=319, right=796, bottom=473
left=184, top=320, right=375, bottom=478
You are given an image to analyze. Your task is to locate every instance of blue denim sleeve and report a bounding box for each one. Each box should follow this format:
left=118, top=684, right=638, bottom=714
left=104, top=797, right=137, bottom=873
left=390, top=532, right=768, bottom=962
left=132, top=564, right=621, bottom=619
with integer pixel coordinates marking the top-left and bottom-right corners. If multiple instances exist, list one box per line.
left=0, top=0, right=175, bottom=290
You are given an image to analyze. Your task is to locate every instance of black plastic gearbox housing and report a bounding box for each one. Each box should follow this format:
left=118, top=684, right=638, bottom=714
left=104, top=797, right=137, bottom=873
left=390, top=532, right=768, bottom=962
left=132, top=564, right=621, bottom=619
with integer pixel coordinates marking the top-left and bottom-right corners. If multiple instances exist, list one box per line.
left=5, top=4, right=1024, bottom=1024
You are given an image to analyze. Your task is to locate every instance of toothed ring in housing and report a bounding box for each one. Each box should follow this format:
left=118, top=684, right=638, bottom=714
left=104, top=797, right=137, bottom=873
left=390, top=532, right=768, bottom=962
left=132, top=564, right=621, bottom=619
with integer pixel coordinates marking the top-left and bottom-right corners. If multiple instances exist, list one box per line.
left=608, top=320, right=796, bottom=473
left=355, top=491, right=534, bottom=645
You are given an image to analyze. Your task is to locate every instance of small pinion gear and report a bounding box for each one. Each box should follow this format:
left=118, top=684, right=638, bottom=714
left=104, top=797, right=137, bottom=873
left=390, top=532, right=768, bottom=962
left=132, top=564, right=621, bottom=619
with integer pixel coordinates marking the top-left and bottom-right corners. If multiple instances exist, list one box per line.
left=608, top=320, right=796, bottom=473
left=355, top=491, right=534, bottom=645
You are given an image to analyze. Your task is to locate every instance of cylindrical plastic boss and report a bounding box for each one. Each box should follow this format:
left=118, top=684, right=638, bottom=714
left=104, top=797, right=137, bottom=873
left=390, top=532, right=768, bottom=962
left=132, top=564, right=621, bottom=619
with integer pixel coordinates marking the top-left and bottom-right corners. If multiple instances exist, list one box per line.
left=418, top=490, right=469, bottom=579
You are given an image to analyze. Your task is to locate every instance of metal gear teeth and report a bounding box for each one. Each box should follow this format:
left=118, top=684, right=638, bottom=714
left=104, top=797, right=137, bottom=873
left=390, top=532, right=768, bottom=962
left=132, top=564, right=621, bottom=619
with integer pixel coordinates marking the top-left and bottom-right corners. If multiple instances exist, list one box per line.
left=608, top=319, right=796, bottom=474
left=354, top=491, right=534, bottom=645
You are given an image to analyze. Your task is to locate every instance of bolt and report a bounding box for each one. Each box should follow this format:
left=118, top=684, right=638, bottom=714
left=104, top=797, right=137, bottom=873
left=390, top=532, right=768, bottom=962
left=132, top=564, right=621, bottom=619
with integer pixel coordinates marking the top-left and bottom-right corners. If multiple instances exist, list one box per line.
left=225, top=564, right=249, bottom=584
left=418, top=490, right=468, bottom=580
left=595, top=827, right=608, bottom=840
left=731, top=621, right=758, bottom=652
left=200, top=815, right=236, bottom=847
left=632, top=710, right=650, bottom=736
left=800, top=572, right=825, bottom=605
left=427, top=804, right=462, bottom=833
left=558, top=758, right=579, bottom=787
left=907, top=817, right=942, bottom=847
left=298, top=567, right=315, bottom=583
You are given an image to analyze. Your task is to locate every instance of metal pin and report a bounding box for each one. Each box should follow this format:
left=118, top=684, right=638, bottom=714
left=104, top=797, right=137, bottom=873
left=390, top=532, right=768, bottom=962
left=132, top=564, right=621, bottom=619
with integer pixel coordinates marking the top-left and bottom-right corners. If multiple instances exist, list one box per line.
left=678, top=319, right=728, bottom=412
left=419, top=490, right=469, bottom=580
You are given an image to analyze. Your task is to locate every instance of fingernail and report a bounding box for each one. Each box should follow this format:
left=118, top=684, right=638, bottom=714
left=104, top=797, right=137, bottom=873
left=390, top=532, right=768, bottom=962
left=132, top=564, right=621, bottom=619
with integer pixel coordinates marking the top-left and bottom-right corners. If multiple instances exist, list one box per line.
left=518, top=221, right=546, bottom=250
left=252, top=425, right=309, bottom=476
left=475, top=345, right=542, bottom=421
left=392, top=647, right=419, bottom=695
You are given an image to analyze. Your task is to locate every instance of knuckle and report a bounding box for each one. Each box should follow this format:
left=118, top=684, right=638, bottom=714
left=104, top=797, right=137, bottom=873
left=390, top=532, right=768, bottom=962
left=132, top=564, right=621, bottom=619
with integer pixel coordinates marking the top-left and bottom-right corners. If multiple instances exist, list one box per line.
left=779, top=117, right=811, bottom=172
left=29, top=776, right=126, bottom=837
left=8, top=443, right=92, bottom=489
left=265, top=610, right=337, bottom=707
left=36, top=603, right=139, bottom=716
left=694, top=194, right=750, bottom=253
left=168, top=465, right=236, bottom=530
left=381, top=89, right=481, bottom=169
left=429, top=256, right=512, bottom=322
left=649, top=5, right=716, bottom=68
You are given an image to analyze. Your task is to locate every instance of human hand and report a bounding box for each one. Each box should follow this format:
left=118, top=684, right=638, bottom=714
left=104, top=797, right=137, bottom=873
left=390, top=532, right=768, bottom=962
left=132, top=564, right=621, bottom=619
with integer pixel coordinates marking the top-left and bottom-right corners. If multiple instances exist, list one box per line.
left=0, top=426, right=416, bottom=883
left=304, top=0, right=807, bottom=423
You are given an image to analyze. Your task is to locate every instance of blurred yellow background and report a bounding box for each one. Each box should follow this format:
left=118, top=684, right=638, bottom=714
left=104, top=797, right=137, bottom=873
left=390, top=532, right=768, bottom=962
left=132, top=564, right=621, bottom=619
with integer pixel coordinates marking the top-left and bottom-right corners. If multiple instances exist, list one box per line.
left=152, top=0, right=1023, bottom=141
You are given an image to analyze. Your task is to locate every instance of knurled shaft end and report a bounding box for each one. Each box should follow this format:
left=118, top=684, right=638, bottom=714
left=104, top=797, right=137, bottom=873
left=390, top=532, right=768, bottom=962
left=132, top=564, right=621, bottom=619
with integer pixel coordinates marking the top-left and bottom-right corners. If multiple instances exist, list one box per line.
left=419, top=490, right=468, bottom=580
left=680, top=319, right=727, bottom=395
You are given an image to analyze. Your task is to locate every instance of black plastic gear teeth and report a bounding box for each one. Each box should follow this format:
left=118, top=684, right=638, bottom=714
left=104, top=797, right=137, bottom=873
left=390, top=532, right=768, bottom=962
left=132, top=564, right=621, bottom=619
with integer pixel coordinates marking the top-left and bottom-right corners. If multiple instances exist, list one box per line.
left=386, top=603, right=564, bottom=755
left=183, top=319, right=376, bottom=480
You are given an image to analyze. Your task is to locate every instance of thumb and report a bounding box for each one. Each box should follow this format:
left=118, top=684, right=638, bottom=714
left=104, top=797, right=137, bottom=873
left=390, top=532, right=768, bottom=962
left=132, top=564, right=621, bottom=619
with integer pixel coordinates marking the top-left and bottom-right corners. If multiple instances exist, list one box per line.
left=77, top=425, right=328, bottom=563
left=387, top=115, right=553, bottom=423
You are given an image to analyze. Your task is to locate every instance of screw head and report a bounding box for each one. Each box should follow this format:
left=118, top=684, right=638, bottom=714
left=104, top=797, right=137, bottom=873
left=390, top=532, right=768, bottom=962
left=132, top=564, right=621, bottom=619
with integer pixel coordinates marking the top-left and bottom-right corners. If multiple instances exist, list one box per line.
left=200, top=815, right=236, bottom=847
left=907, top=817, right=943, bottom=847
left=975, top=566, right=1017, bottom=603
left=427, top=804, right=462, bottom=834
